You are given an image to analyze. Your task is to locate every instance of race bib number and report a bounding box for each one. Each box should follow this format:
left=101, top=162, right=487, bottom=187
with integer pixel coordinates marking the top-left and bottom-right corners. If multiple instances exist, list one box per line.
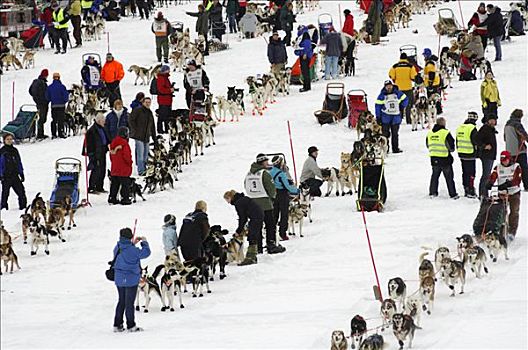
left=385, top=94, right=400, bottom=115
left=244, top=170, right=267, bottom=198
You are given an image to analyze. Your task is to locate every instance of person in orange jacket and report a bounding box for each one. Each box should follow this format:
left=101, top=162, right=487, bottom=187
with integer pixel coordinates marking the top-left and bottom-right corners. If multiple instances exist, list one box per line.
left=101, top=52, right=125, bottom=106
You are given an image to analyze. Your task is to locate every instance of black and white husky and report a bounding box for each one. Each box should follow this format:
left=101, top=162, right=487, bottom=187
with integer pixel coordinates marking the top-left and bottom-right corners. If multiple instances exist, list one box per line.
left=159, top=268, right=185, bottom=311
left=321, top=167, right=344, bottom=197
left=484, top=232, right=509, bottom=262
left=466, top=245, right=489, bottom=278
left=136, top=267, right=161, bottom=312
left=349, top=315, right=367, bottom=349
left=29, top=217, right=49, bottom=256
left=440, top=257, right=466, bottom=297
left=392, top=313, right=420, bottom=350
left=388, top=277, right=406, bottom=312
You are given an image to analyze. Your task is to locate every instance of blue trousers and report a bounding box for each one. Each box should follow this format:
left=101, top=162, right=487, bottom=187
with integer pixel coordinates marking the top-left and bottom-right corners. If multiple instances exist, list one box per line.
left=113, top=285, right=138, bottom=329
left=492, top=36, right=502, bottom=61
left=135, top=140, right=149, bottom=175
left=324, top=55, right=339, bottom=79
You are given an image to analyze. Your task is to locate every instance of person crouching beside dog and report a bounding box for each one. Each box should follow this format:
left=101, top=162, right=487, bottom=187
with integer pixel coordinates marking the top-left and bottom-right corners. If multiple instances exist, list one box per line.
left=270, top=156, right=299, bottom=241
left=112, top=228, right=150, bottom=333
left=178, top=201, right=210, bottom=261
left=108, top=127, right=133, bottom=205
left=224, top=190, right=263, bottom=266
left=487, top=151, right=522, bottom=242
left=0, top=133, right=27, bottom=211
left=162, top=214, right=178, bottom=256
left=300, top=146, right=323, bottom=197
left=83, top=113, right=110, bottom=194
left=244, top=154, right=286, bottom=255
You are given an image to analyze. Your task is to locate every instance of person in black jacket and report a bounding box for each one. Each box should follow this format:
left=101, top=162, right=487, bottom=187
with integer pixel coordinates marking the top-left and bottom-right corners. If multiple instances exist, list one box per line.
left=279, top=2, right=295, bottom=46
left=0, top=133, right=27, bottom=210
left=28, top=69, right=50, bottom=140
left=267, top=31, right=288, bottom=79
left=208, top=0, right=224, bottom=41
left=178, top=200, right=210, bottom=261
left=183, top=59, right=210, bottom=108
left=476, top=114, right=498, bottom=198
left=224, top=190, right=263, bottom=266
left=82, top=113, right=110, bottom=193
left=478, top=5, right=505, bottom=61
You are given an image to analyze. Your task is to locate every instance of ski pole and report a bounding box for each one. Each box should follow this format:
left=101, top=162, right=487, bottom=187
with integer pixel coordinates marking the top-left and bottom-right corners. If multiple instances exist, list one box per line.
left=287, top=120, right=298, bottom=185
left=360, top=205, right=383, bottom=302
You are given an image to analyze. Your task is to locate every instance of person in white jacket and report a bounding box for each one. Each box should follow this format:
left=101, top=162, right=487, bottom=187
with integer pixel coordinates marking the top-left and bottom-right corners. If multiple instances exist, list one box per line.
left=239, top=11, right=258, bottom=38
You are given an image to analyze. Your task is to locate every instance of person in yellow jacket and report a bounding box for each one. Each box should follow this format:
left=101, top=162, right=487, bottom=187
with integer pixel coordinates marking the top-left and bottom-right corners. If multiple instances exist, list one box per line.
left=481, top=71, right=501, bottom=118
left=422, top=49, right=443, bottom=115
left=455, top=112, right=479, bottom=198
left=51, top=2, right=70, bottom=54
left=69, top=0, right=82, bottom=47
left=426, top=117, right=459, bottom=199
left=389, top=52, right=418, bottom=124
left=81, top=0, right=93, bottom=20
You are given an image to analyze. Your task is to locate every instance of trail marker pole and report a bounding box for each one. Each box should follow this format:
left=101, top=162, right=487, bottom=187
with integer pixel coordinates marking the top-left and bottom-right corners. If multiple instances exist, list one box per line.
left=287, top=120, right=298, bottom=185
left=12, top=81, right=15, bottom=121
left=360, top=206, right=383, bottom=302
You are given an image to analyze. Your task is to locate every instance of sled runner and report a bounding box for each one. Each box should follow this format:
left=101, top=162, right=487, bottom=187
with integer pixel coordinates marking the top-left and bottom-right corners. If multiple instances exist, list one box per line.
left=434, top=8, right=461, bottom=37
left=290, top=53, right=318, bottom=85
left=1, top=105, right=39, bottom=142
left=473, top=192, right=507, bottom=236
left=50, top=158, right=82, bottom=209
left=318, top=13, right=333, bottom=40
left=356, top=162, right=387, bottom=212
left=314, top=83, right=348, bottom=125
left=347, top=89, right=368, bottom=128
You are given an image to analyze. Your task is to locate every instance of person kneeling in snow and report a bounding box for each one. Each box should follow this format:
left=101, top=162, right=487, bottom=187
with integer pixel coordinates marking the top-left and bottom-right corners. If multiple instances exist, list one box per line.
left=300, top=146, right=323, bottom=197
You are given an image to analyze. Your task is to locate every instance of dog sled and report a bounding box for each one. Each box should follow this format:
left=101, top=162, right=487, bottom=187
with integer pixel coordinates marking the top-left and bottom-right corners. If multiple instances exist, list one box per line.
left=1, top=105, right=39, bottom=142
left=290, top=53, right=318, bottom=85
left=20, top=22, right=47, bottom=49
left=473, top=191, right=507, bottom=236
left=81, top=53, right=103, bottom=91
left=434, top=8, right=461, bottom=37
left=399, top=44, right=422, bottom=72
left=347, top=89, right=368, bottom=129
left=356, top=162, right=387, bottom=212
left=49, top=158, right=82, bottom=209
left=189, top=89, right=212, bottom=124
left=318, top=13, right=333, bottom=40
left=314, top=83, right=348, bottom=125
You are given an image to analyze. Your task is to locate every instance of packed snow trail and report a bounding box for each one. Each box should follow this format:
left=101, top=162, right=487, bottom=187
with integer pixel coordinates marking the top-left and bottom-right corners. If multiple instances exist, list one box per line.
left=1, top=1, right=527, bottom=349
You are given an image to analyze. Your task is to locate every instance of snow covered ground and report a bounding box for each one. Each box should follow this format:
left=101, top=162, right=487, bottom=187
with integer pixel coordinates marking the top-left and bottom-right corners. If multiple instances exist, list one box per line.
left=1, top=1, right=527, bottom=349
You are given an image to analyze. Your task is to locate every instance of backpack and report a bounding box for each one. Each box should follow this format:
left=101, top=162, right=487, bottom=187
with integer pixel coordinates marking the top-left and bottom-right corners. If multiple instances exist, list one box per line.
left=149, top=77, right=158, bottom=95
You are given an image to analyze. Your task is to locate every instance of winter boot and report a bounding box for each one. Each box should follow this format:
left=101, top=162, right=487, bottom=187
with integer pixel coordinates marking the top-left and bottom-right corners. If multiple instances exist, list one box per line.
left=239, top=244, right=257, bottom=266
left=279, top=233, right=289, bottom=241
left=467, top=187, right=478, bottom=199
left=113, top=326, right=125, bottom=333
left=127, top=326, right=144, bottom=332
left=267, top=242, right=286, bottom=254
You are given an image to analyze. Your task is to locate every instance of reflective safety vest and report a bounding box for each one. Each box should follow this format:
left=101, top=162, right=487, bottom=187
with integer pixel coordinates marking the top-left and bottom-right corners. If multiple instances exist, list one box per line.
left=427, top=129, right=450, bottom=158
left=81, top=0, right=93, bottom=9
left=456, top=124, right=476, bottom=155
left=53, top=9, right=69, bottom=29
left=186, top=69, right=203, bottom=90
left=244, top=170, right=267, bottom=199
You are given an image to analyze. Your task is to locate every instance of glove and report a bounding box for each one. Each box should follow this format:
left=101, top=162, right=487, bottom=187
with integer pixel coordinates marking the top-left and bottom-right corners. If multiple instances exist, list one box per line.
left=482, top=102, right=488, bottom=108
left=485, top=182, right=493, bottom=191
left=498, top=183, right=509, bottom=191
left=19, top=174, right=25, bottom=182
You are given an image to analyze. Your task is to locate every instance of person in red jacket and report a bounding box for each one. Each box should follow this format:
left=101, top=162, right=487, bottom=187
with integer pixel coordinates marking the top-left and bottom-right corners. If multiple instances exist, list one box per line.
left=156, top=64, right=175, bottom=134
left=109, top=126, right=133, bottom=205
left=468, top=2, right=488, bottom=50
left=342, top=9, right=354, bottom=36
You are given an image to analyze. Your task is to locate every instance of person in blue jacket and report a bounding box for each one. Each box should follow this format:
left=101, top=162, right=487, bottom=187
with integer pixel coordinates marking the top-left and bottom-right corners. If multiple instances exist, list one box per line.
left=112, top=227, right=150, bottom=333
left=45, top=72, right=69, bottom=139
left=375, top=80, right=408, bottom=153
left=295, top=31, right=313, bottom=93
left=270, top=155, right=299, bottom=241
left=130, top=92, right=145, bottom=111
left=105, top=99, right=129, bottom=140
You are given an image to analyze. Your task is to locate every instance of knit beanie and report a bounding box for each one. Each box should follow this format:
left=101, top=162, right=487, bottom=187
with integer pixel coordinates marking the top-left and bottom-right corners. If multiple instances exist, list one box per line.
left=164, top=214, right=176, bottom=225
left=40, top=69, right=49, bottom=78
left=511, top=109, right=524, bottom=119
left=120, top=228, right=133, bottom=239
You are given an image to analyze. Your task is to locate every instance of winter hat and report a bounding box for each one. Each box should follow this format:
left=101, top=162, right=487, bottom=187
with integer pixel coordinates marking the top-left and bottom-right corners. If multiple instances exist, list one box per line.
left=308, top=146, right=318, bottom=154
left=106, top=53, right=114, bottom=61
left=344, top=9, right=351, bottom=15
left=117, top=126, right=129, bottom=139
left=160, top=65, right=170, bottom=73
left=53, top=72, right=60, bottom=79
left=271, top=155, right=283, bottom=166
left=384, top=79, right=393, bottom=86
left=467, top=111, right=478, bottom=121
left=272, top=31, right=279, bottom=36
left=256, top=153, right=269, bottom=163
left=511, top=109, right=524, bottom=119
left=400, top=52, right=408, bottom=60
left=51, top=1, right=59, bottom=9
left=423, top=48, right=432, bottom=58
left=500, top=150, right=511, bottom=162
left=478, top=2, right=485, bottom=8
left=120, top=227, right=133, bottom=239
left=40, top=69, right=49, bottom=78
left=186, top=58, right=196, bottom=67
left=164, top=214, right=176, bottom=225
left=156, top=11, right=163, bottom=19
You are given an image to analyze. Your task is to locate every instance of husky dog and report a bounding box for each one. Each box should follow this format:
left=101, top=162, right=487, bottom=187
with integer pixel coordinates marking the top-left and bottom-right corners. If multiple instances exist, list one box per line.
left=226, top=230, right=246, bottom=264
left=150, top=64, right=162, bottom=82
left=20, top=207, right=32, bottom=244
left=440, top=257, right=466, bottom=296
left=350, top=315, right=367, bottom=349
left=0, top=227, right=20, bottom=275
left=136, top=266, right=162, bottom=312
left=398, top=4, right=412, bottom=28
left=170, top=49, right=185, bottom=72
left=339, top=152, right=359, bottom=195
left=22, top=50, right=35, bottom=69
left=420, top=276, right=435, bottom=315
left=380, top=298, right=397, bottom=331
left=466, top=246, right=489, bottom=278
left=59, top=195, right=77, bottom=230
left=128, top=65, right=150, bottom=85
left=321, top=167, right=344, bottom=197
left=484, top=232, right=509, bottom=262
left=6, top=37, right=24, bottom=56
left=159, top=268, right=185, bottom=311
left=190, top=125, right=205, bottom=156
left=418, top=252, right=435, bottom=283
left=330, top=330, right=348, bottom=350
left=410, top=106, right=420, bottom=131
left=288, top=198, right=308, bottom=237
left=94, top=14, right=105, bottom=39
left=2, top=54, right=23, bottom=71
left=473, top=58, right=492, bottom=79
left=359, top=334, right=384, bottom=350
left=46, top=206, right=66, bottom=241
left=184, top=257, right=211, bottom=297
left=456, top=234, right=474, bottom=261
left=277, top=67, right=291, bottom=96
left=388, top=278, right=406, bottom=311
left=203, top=226, right=228, bottom=280
left=262, top=74, right=278, bottom=106
left=29, top=216, right=49, bottom=255
left=392, top=313, right=419, bottom=350
left=130, top=177, right=146, bottom=202
left=385, top=8, right=396, bottom=32
left=299, top=183, right=313, bottom=223
left=404, top=294, right=423, bottom=327
left=434, top=246, right=450, bottom=277
left=427, top=94, right=440, bottom=125
left=246, top=76, right=265, bottom=116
